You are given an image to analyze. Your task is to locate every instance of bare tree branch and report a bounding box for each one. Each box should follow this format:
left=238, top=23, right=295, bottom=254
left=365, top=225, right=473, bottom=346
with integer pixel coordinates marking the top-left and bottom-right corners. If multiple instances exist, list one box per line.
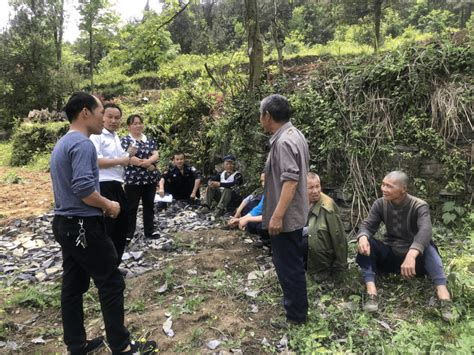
left=156, top=2, right=190, bottom=31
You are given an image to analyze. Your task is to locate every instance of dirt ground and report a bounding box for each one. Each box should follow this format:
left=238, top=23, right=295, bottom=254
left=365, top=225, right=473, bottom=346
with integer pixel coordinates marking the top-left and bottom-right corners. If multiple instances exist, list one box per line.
left=0, top=168, right=286, bottom=353
left=0, top=167, right=53, bottom=224
left=4, top=230, right=285, bottom=354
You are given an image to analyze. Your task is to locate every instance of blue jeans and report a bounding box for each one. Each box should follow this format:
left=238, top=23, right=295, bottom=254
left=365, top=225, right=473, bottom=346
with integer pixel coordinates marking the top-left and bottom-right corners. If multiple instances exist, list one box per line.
left=356, top=238, right=447, bottom=286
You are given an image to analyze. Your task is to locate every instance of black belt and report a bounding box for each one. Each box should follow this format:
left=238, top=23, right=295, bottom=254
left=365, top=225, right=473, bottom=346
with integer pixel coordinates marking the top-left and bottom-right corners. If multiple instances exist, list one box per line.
left=54, top=215, right=103, bottom=221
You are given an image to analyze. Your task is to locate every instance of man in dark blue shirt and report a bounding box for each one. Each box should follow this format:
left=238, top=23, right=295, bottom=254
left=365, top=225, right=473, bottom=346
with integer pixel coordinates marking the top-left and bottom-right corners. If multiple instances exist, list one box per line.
left=50, top=92, right=156, bottom=355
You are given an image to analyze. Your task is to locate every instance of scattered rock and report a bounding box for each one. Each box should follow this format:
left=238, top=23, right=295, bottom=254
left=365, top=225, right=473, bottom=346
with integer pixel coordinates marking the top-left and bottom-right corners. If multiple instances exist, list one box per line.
left=162, top=317, right=174, bottom=337
left=31, top=336, right=46, bottom=344
left=156, top=281, right=168, bottom=294
left=206, top=339, right=221, bottom=350
left=247, top=271, right=264, bottom=280
left=244, top=289, right=259, bottom=298
left=4, top=341, right=19, bottom=350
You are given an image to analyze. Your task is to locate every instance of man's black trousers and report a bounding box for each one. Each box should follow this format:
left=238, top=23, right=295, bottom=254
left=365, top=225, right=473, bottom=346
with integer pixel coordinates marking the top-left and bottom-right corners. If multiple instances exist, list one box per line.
left=52, top=216, right=130, bottom=352
left=270, top=228, right=308, bottom=323
left=100, top=181, right=129, bottom=264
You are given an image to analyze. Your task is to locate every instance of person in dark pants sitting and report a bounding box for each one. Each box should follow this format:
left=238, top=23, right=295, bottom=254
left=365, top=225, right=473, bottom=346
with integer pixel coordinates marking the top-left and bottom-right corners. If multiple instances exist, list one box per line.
left=158, top=151, right=201, bottom=207
left=259, top=94, right=310, bottom=328
left=200, top=155, right=243, bottom=216
left=355, top=170, right=456, bottom=321
left=50, top=92, right=156, bottom=354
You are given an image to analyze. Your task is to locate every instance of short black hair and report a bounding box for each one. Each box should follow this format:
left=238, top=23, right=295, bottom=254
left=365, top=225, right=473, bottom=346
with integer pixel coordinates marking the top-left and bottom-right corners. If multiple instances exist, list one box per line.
left=172, top=151, right=185, bottom=159
left=63, top=91, right=99, bottom=122
left=126, top=114, right=143, bottom=125
left=260, top=94, right=291, bottom=123
left=103, top=103, right=122, bottom=117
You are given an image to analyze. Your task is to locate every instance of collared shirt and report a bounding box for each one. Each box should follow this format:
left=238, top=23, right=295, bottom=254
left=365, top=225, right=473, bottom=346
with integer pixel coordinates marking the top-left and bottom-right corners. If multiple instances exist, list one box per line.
left=263, top=121, right=309, bottom=232
left=90, top=128, right=126, bottom=183
left=162, top=164, right=201, bottom=200
left=121, top=134, right=159, bottom=185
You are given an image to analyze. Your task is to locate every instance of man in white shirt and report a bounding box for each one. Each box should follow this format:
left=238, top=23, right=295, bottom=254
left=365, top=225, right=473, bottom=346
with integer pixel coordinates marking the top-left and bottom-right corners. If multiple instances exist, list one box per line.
left=90, top=103, right=137, bottom=264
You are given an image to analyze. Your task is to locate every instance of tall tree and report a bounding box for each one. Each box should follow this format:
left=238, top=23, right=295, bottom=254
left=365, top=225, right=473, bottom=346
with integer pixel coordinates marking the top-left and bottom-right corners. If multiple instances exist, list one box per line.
left=244, top=0, right=263, bottom=92
left=0, top=0, right=63, bottom=127
left=77, top=0, right=116, bottom=90
left=51, top=0, right=65, bottom=108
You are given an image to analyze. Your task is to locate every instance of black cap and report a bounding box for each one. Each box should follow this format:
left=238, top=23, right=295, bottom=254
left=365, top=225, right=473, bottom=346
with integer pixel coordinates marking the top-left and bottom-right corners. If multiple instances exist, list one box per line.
left=223, top=155, right=236, bottom=162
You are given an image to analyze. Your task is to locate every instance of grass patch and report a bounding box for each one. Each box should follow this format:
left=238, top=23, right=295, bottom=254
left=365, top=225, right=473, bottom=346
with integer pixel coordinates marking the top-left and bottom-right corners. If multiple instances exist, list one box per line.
left=6, top=283, right=61, bottom=311
left=0, top=141, right=12, bottom=166
left=0, top=170, right=23, bottom=184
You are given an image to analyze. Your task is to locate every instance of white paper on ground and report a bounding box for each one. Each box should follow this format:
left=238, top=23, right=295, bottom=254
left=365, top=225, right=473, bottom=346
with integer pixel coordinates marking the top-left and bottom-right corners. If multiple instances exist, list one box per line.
left=154, top=194, right=173, bottom=203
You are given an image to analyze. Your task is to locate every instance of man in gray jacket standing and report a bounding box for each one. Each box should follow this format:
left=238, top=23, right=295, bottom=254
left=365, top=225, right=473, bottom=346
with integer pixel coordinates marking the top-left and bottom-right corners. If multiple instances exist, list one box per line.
left=259, top=94, right=310, bottom=327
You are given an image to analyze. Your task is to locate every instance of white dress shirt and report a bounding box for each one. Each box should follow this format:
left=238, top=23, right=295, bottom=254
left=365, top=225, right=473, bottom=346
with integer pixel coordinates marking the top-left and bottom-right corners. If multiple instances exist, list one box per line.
left=90, top=128, right=126, bottom=183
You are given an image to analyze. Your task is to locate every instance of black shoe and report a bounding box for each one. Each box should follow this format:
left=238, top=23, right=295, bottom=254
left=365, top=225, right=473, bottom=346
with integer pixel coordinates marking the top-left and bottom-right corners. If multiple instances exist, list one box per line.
left=270, top=317, right=306, bottom=330
left=112, top=340, right=157, bottom=355
left=146, top=231, right=161, bottom=239
left=70, top=336, right=105, bottom=355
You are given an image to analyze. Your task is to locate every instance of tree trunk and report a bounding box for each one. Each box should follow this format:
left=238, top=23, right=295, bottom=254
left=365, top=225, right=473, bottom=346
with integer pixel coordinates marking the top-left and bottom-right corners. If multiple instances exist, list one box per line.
left=55, top=0, right=64, bottom=109
left=373, top=0, right=383, bottom=53
left=89, top=21, right=94, bottom=91
left=460, top=3, right=472, bottom=29
left=244, top=0, right=263, bottom=93
left=271, top=0, right=284, bottom=75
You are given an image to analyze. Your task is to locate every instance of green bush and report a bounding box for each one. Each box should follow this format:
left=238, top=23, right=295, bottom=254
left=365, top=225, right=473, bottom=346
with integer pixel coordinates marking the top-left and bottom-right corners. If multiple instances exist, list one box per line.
left=10, top=121, right=69, bottom=166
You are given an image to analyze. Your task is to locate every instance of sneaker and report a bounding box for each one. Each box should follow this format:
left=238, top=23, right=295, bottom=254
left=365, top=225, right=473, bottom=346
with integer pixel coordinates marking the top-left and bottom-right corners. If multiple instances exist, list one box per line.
left=253, top=239, right=264, bottom=248
left=70, top=336, right=105, bottom=355
left=439, top=299, right=457, bottom=322
left=363, top=293, right=379, bottom=313
left=112, top=339, right=157, bottom=355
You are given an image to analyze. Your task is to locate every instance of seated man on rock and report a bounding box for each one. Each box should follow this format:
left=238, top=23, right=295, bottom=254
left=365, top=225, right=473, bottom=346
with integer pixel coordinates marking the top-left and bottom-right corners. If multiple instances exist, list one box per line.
left=304, top=172, right=348, bottom=282
left=158, top=151, right=201, bottom=207
left=200, top=155, right=243, bottom=216
left=356, top=170, right=455, bottom=321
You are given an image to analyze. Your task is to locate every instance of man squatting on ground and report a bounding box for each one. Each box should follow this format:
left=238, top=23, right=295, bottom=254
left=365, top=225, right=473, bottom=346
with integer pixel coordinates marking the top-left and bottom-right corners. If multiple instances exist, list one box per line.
left=90, top=103, right=140, bottom=264
left=356, top=170, right=456, bottom=321
left=260, top=94, right=310, bottom=327
left=50, top=92, right=156, bottom=354
left=201, top=155, right=243, bottom=216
